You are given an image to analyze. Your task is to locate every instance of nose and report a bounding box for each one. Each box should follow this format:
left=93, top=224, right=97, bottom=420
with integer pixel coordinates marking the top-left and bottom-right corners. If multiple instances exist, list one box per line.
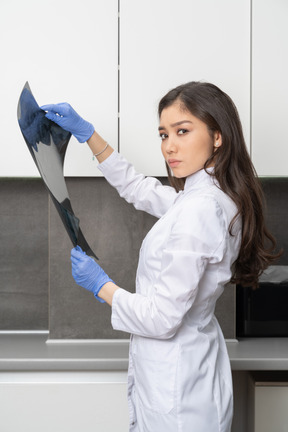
left=163, top=137, right=177, bottom=154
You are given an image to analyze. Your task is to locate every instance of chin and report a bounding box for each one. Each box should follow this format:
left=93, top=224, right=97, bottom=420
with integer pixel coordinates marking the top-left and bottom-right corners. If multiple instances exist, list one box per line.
left=171, top=168, right=185, bottom=178
left=173, top=170, right=192, bottom=178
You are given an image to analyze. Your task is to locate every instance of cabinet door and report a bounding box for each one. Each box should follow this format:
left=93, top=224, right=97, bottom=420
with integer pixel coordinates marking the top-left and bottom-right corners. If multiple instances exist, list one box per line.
left=0, top=376, right=129, bottom=432
left=254, top=386, right=288, bottom=432
left=0, top=0, right=118, bottom=177
left=251, top=0, right=288, bottom=176
left=120, top=0, right=250, bottom=176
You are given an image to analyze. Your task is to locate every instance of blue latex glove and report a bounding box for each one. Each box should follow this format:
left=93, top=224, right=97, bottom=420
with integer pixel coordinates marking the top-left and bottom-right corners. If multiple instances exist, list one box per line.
left=41, top=103, right=94, bottom=143
left=71, top=246, right=114, bottom=303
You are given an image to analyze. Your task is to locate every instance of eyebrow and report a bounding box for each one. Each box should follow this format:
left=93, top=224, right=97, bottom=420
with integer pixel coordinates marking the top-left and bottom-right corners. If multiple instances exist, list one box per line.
left=158, top=120, right=193, bottom=131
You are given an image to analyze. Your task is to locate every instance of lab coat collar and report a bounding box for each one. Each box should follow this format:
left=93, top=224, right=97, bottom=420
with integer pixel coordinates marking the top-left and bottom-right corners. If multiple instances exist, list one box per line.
left=183, top=167, right=215, bottom=193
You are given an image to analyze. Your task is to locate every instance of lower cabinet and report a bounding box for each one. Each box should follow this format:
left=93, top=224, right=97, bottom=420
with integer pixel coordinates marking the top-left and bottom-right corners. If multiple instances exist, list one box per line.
left=248, top=372, right=288, bottom=432
left=0, top=372, right=129, bottom=432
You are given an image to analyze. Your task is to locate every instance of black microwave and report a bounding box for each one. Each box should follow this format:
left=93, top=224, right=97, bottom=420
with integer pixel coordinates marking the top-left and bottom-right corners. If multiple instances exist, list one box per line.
left=236, top=266, right=288, bottom=337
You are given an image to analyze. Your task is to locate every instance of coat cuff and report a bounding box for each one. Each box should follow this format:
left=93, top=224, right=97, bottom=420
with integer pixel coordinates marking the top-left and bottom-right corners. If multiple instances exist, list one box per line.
left=111, top=288, right=131, bottom=333
left=97, top=149, right=119, bottom=172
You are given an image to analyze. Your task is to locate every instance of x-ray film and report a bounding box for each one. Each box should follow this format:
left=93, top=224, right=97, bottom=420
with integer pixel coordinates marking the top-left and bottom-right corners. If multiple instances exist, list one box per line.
left=17, top=82, right=98, bottom=259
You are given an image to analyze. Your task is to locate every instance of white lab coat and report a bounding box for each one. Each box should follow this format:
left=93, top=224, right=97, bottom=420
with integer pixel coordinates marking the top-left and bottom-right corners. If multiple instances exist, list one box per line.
left=98, top=151, right=241, bottom=432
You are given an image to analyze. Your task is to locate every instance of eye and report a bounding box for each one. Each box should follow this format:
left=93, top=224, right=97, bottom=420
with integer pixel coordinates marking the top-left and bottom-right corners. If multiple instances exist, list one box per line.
left=159, top=132, right=168, bottom=140
left=178, top=128, right=188, bottom=135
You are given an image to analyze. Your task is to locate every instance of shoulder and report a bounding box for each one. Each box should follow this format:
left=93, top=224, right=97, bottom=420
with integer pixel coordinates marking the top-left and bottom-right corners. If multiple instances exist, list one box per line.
left=165, top=193, right=226, bottom=257
left=181, top=186, right=239, bottom=231
left=167, top=186, right=241, bottom=255
left=178, top=191, right=225, bottom=225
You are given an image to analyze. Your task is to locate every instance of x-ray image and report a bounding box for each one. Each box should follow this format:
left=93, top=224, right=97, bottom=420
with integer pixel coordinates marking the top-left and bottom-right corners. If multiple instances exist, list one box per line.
left=17, top=82, right=98, bottom=259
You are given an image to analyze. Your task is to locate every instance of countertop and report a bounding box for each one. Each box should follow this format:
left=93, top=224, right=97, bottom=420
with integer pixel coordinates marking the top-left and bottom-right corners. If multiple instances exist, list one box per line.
left=0, top=333, right=129, bottom=371
left=1, top=333, right=288, bottom=371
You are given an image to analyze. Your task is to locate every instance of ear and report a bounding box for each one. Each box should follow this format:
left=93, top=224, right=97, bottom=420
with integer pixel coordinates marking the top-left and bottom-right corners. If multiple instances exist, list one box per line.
left=213, top=131, right=222, bottom=149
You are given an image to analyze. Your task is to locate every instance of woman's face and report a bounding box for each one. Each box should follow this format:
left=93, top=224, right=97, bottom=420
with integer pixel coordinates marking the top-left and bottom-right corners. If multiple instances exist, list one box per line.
left=159, top=102, right=221, bottom=178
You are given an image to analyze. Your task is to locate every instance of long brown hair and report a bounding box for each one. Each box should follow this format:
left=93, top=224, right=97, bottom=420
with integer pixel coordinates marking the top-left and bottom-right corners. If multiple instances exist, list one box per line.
left=158, top=81, right=280, bottom=288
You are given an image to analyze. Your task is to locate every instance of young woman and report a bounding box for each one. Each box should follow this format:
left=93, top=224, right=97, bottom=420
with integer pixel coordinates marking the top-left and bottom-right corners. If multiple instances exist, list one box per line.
left=42, top=81, right=279, bottom=432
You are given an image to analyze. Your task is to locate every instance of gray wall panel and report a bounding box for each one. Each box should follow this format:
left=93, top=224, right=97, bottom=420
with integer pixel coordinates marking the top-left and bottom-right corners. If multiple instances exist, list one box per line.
left=0, top=179, right=48, bottom=330
left=261, top=178, right=288, bottom=265
left=2, top=176, right=286, bottom=339
left=48, top=177, right=235, bottom=339
left=48, top=178, right=157, bottom=339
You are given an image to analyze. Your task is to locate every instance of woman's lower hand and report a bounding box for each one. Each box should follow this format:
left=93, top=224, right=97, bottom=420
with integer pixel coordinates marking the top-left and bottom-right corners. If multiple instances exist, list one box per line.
left=41, top=102, right=95, bottom=143
left=71, top=246, right=114, bottom=303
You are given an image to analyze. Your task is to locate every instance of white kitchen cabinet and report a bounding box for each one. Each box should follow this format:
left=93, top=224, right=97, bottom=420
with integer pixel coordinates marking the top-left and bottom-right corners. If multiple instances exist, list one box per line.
left=251, top=0, right=288, bottom=176
left=248, top=373, right=288, bottom=432
left=5, top=1, right=287, bottom=178
left=254, top=387, right=288, bottom=432
left=119, top=0, right=251, bottom=176
left=0, top=0, right=118, bottom=177
left=0, top=372, right=129, bottom=432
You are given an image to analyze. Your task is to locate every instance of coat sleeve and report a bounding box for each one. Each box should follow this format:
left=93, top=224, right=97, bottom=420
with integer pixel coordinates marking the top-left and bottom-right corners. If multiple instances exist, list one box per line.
left=111, top=196, right=229, bottom=339
left=97, top=150, right=177, bottom=218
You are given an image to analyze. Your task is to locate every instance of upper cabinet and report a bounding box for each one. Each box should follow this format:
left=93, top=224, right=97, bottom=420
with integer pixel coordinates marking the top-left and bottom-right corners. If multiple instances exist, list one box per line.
left=0, top=0, right=118, bottom=177
left=4, top=1, right=286, bottom=178
left=119, top=0, right=251, bottom=176
left=251, top=0, right=288, bottom=176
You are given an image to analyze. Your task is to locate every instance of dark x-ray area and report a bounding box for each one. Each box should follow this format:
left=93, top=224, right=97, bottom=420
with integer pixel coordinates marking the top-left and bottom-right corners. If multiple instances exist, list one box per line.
left=17, top=82, right=98, bottom=259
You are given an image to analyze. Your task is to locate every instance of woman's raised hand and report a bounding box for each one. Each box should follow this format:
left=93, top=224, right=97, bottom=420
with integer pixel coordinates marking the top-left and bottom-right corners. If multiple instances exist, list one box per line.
left=41, top=102, right=95, bottom=143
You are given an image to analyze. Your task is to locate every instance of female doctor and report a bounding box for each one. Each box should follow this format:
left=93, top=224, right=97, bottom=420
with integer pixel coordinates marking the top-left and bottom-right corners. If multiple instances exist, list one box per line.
left=42, top=81, right=279, bottom=432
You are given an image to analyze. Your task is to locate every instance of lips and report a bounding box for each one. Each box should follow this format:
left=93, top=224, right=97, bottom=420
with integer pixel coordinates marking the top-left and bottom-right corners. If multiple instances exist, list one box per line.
left=168, top=159, right=181, bottom=168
